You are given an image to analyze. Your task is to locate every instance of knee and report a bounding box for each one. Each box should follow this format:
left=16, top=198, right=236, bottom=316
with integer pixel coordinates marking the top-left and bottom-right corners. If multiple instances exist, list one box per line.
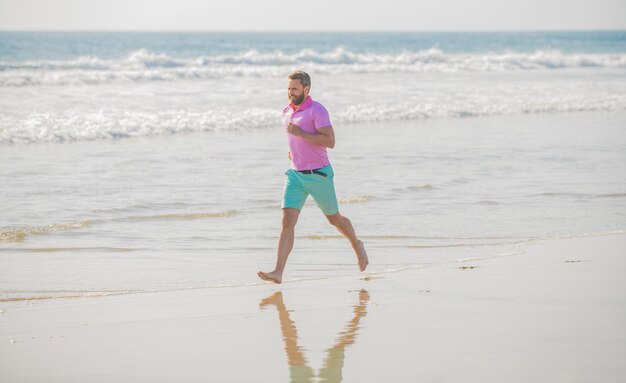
left=326, top=213, right=343, bottom=227
left=282, top=215, right=298, bottom=230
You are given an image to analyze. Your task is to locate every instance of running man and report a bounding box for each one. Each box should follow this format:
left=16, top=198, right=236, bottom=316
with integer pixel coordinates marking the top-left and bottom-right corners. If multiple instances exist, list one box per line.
left=257, top=70, right=368, bottom=284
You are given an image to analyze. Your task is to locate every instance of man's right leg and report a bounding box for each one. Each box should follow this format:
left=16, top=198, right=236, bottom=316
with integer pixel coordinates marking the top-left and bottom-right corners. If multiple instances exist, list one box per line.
left=257, top=208, right=300, bottom=284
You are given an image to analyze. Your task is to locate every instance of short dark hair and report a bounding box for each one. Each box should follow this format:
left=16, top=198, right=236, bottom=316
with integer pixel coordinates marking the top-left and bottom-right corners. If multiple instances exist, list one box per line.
left=288, top=70, right=311, bottom=88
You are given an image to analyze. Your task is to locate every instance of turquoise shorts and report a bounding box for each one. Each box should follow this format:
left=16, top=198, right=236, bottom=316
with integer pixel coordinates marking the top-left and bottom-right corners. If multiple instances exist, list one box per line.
left=282, top=164, right=339, bottom=216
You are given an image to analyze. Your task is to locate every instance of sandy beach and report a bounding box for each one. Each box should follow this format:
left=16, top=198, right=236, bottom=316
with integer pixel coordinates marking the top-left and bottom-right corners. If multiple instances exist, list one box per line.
left=1, top=232, right=625, bottom=382
left=2, top=30, right=625, bottom=382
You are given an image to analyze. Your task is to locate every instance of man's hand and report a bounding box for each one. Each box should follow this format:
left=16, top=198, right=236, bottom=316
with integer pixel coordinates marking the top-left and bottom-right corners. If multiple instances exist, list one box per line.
left=286, top=122, right=335, bottom=148
left=286, top=122, right=303, bottom=137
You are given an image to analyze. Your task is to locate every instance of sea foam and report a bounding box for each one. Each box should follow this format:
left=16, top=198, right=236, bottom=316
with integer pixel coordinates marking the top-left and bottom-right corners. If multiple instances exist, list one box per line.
left=2, top=94, right=624, bottom=144
left=1, top=48, right=625, bottom=86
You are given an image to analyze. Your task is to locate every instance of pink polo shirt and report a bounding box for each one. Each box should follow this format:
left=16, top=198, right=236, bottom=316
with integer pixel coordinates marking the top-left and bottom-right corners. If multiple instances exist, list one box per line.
left=282, top=96, right=332, bottom=171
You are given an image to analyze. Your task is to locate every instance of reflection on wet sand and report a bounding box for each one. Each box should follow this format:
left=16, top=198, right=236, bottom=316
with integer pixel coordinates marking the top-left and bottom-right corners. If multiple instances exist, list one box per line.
left=259, top=290, right=369, bottom=383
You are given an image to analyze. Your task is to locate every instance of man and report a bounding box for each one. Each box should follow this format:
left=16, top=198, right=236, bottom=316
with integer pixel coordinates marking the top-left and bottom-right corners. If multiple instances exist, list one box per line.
left=257, top=70, right=368, bottom=284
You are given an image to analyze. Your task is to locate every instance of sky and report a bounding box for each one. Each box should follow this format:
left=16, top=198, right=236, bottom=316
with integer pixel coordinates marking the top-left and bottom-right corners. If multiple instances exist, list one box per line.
left=0, top=0, right=625, bottom=31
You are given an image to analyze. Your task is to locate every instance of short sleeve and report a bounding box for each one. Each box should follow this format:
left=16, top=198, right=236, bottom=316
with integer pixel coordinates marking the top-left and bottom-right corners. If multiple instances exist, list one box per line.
left=313, top=104, right=332, bottom=130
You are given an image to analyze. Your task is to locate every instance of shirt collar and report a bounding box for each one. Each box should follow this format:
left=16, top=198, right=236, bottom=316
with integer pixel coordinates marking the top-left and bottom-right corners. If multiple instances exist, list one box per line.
left=289, top=95, right=312, bottom=112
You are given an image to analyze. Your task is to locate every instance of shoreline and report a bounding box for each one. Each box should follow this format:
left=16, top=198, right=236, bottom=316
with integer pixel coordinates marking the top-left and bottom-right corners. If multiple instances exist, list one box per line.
left=1, top=229, right=624, bottom=311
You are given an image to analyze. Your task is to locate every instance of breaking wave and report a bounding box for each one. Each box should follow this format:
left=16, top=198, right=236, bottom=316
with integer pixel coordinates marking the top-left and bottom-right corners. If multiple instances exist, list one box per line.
left=2, top=47, right=625, bottom=86
left=3, top=93, right=625, bottom=144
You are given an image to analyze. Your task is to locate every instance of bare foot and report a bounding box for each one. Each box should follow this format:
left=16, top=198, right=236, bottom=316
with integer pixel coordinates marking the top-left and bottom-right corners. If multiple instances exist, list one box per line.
left=257, top=270, right=282, bottom=284
left=356, top=240, right=369, bottom=272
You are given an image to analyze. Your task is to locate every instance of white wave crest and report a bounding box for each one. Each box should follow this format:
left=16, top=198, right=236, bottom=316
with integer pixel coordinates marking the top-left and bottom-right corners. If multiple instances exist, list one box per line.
left=1, top=48, right=625, bottom=87
left=2, top=92, right=625, bottom=144
left=0, top=109, right=281, bottom=144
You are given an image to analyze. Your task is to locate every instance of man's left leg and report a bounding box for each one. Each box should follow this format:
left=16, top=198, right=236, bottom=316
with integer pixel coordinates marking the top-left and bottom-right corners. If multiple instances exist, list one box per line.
left=326, top=212, right=369, bottom=272
left=308, top=165, right=369, bottom=272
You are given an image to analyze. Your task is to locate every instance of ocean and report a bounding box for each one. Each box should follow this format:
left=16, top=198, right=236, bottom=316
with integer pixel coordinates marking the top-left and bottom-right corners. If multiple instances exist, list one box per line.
left=1, top=31, right=625, bottom=306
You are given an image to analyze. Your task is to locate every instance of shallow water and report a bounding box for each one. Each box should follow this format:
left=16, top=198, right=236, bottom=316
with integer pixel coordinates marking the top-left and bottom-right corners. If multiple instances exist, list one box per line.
left=1, top=111, right=625, bottom=307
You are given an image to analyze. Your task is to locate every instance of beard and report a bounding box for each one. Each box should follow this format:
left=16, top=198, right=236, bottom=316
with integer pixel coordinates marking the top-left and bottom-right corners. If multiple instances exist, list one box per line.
left=289, top=93, right=306, bottom=106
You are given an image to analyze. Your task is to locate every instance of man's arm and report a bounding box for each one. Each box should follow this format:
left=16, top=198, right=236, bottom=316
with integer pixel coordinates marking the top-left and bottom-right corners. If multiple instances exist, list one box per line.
left=287, top=123, right=335, bottom=149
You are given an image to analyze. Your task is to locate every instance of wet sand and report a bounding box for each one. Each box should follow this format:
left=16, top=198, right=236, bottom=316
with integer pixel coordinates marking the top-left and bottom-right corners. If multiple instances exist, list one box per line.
left=1, top=233, right=625, bottom=382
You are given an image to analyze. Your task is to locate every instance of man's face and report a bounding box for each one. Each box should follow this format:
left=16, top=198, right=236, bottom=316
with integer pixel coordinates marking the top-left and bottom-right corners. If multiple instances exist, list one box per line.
left=288, top=79, right=309, bottom=106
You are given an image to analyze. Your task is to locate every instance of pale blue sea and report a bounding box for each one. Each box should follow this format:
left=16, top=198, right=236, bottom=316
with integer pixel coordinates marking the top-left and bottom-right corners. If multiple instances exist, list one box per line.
left=1, top=31, right=625, bottom=306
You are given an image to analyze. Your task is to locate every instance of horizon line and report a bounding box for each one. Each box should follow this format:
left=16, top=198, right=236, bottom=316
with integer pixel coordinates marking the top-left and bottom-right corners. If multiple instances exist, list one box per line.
left=1, top=28, right=625, bottom=33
